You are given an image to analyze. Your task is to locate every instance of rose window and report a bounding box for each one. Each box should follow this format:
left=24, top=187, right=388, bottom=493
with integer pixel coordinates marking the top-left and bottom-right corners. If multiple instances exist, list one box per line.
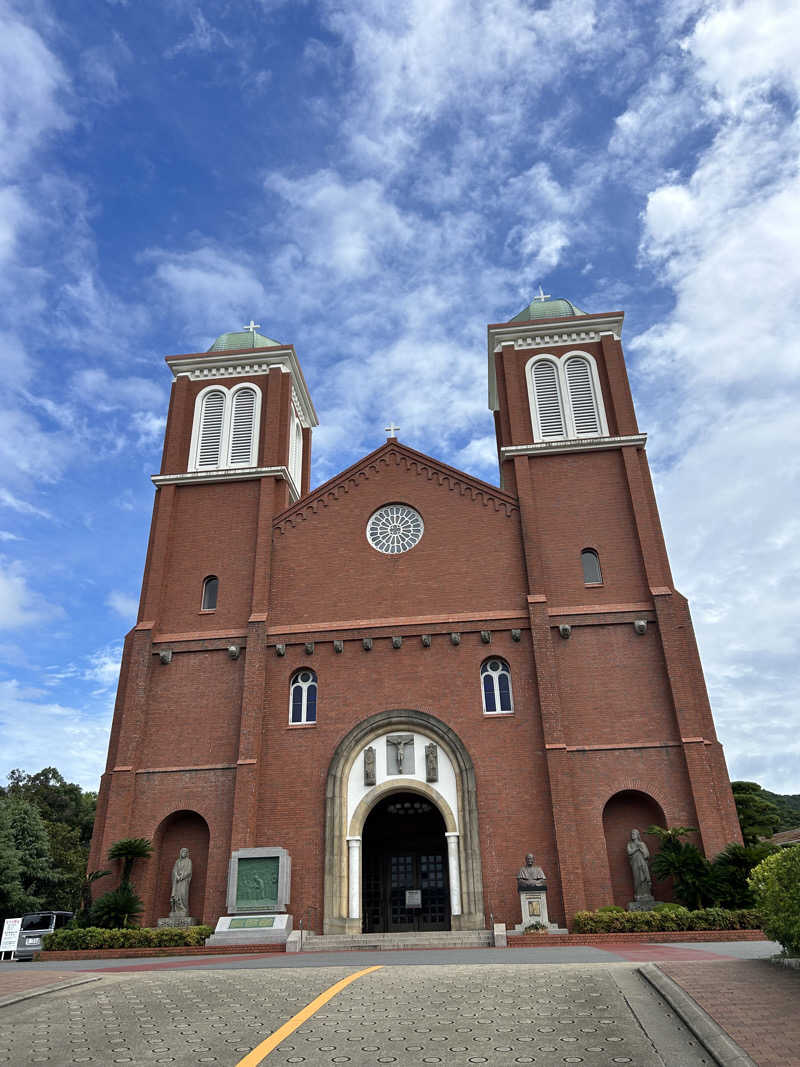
left=366, top=504, right=424, bottom=554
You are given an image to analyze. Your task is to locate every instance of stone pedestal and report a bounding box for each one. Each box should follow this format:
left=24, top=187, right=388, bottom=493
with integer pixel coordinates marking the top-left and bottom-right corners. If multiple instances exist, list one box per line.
left=157, top=915, right=197, bottom=928
left=627, top=895, right=656, bottom=912
left=206, top=913, right=293, bottom=946
left=515, top=889, right=556, bottom=932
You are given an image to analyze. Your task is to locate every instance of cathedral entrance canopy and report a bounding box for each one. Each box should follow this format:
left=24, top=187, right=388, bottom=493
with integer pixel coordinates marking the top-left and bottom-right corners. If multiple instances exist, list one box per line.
left=324, top=710, right=485, bottom=934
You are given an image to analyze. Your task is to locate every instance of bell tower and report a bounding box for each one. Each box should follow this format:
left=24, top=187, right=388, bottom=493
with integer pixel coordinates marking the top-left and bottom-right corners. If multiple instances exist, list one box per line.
left=487, top=295, right=741, bottom=919
left=88, top=324, right=318, bottom=924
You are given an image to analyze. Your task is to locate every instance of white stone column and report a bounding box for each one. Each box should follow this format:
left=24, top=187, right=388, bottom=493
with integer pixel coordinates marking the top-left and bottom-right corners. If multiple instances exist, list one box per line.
left=445, top=831, right=462, bottom=916
left=346, top=836, right=361, bottom=919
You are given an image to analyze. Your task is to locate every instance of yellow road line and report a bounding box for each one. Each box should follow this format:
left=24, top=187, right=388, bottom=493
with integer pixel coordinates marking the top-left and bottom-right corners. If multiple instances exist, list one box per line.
left=235, top=965, right=383, bottom=1066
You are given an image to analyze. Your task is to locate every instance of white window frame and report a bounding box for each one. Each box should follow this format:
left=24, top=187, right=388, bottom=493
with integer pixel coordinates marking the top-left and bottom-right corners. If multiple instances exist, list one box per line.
left=481, top=658, right=514, bottom=715
left=289, top=669, right=318, bottom=725
left=188, top=383, right=262, bottom=472
left=525, top=350, right=608, bottom=442
left=288, top=403, right=303, bottom=492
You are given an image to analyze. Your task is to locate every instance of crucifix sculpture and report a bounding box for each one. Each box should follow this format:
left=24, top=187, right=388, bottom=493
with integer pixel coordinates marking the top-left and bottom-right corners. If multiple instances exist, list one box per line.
left=387, top=734, right=413, bottom=773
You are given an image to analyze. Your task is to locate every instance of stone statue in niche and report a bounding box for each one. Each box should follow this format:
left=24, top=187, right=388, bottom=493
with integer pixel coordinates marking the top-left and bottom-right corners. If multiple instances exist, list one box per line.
left=626, top=829, right=655, bottom=909
left=170, top=847, right=193, bottom=915
left=516, top=852, right=547, bottom=891
left=387, top=734, right=414, bottom=774
left=425, top=743, right=438, bottom=783
left=363, top=746, right=376, bottom=787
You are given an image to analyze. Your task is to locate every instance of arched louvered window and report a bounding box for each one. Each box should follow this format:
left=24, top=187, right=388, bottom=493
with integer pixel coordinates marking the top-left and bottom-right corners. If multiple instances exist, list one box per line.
left=196, top=389, right=226, bottom=468
left=581, top=548, right=602, bottom=585
left=288, top=406, right=303, bottom=493
left=565, top=357, right=601, bottom=436
left=531, top=359, right=566, bottom=439
left=201, top=575, right=219, bottom=610
left=481, top=658, right=513, bottom=714
left=289, top=669, right=317, bottom=724
left=228, top=387, right=258, bottom=466
left=189, top=384, right=262, bottom=472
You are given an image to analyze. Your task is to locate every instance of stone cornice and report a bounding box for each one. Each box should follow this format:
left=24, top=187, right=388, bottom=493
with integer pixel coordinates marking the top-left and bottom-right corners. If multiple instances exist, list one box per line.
left=500, top=434, right=646, bottom=459
left=487, top=313, right=624, bottom=411
left=274, top=440, right=519, bottom=533
left=165, top=346, right=318, bottom=428
left=152, top=464, right=300, bottom=501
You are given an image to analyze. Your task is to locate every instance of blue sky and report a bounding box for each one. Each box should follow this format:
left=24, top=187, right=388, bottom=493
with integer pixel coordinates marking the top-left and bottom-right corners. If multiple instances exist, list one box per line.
left=1, top=0, right=798, bottom=796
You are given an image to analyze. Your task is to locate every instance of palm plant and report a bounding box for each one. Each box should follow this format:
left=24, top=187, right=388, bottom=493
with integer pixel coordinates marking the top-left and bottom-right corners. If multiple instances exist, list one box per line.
left=647, top=825, right=712, bottom=910
left=107, top=837, right=152, bottom=888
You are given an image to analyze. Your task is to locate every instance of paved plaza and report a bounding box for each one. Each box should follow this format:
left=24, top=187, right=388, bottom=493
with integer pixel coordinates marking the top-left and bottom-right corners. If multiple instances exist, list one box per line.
left=0, top=942, right=796, bottom=1066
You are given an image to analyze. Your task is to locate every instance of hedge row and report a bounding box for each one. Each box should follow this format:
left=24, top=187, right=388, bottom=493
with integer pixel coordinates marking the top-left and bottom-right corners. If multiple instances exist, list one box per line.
left=571, top=907, right=761, bottom=933
left=42, top=926, right=214, bottom=951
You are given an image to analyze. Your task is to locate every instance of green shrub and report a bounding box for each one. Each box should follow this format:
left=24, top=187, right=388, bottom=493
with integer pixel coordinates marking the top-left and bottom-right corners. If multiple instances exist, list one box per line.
left=42, top=925, right=213, bottom=951
left=749, top=846, right=800, bottom=955
left=90, top=886, right=143, bottom=928
left=570, top=906, right=761, bottom=934
left=597, top=905, right=626, bottom=914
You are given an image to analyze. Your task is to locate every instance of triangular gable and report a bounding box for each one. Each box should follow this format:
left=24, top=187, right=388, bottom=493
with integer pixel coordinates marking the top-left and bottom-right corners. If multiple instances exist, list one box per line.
left=274, top=441, right=518, bottom=533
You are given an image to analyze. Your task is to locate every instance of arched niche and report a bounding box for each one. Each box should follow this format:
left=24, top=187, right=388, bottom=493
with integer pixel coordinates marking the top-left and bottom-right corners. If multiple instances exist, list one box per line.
left=324, top=710, right=484, bottom=934
left=602, top=790, right=666, bottom=908
left=152, top=809, right=210, bottom=923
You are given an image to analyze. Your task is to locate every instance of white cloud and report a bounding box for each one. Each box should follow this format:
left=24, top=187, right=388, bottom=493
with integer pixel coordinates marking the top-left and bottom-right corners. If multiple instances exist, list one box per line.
left=0, top=488, right=51, bottom=519
left=629, top=0, right=800, bottom=790
left=689, top=0, right=800, bottom=111
left=0, top=531, right=21, bottom=541
left=106, top=590, right=139, bottom=620
left=0, top=677, right=110, bottom=791
left=0, top=2, right=72, bottom=179
left=165, top=9, right=232, bottom=58
left=84, top=642, right=123, bottom=690
left=0, top=559, right=61, bottom=629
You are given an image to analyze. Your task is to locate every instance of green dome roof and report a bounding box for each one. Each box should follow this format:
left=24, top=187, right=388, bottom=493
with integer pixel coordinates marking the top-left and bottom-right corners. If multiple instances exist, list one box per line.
left=510, top=296, right=586, bottom=323
left=208, top=330, right=281, bottom=352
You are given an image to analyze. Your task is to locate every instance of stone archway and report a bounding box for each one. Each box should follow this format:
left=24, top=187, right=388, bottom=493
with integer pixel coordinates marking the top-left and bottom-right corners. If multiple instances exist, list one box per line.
left=150, top=810, right=210, bottom=925
left=602, top=790, right=666, bottom=908
left=324, top=710, right=484, bottom=934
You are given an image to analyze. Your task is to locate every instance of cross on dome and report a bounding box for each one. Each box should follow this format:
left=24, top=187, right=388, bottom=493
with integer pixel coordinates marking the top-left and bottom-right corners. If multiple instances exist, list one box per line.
left=243, top=319, right=261, bottom=334
left=384, top=422, right=400, bottom=439
left=533, top=285, right=551, bottom=302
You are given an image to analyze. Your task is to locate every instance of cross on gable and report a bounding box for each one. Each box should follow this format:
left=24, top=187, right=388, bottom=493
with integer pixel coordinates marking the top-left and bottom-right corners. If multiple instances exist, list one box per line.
left=385, top=422, right=400, bottom=439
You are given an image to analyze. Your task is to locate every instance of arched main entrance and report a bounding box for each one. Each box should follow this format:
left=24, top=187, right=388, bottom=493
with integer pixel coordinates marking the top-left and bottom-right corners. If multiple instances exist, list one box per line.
left=362, top=792, right=450, bottom=933
left=324, top=709, right=485, bottom=934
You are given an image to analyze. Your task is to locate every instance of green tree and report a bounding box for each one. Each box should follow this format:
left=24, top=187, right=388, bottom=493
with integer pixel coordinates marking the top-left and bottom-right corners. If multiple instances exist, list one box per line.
left=4, top=796, right=63, bottom=913
left=107, top=837, right=153, bottom=888
left=731, top=782, right=782, bottom=844
left=647, top=825, right=713, bottom=909
left=709, top=841, right=777, bottom=909
left=5, top=767, right=97, bottom=846
left=0, top=800, right=24, bottom=921
left=749, top=846, right=800, bottom=955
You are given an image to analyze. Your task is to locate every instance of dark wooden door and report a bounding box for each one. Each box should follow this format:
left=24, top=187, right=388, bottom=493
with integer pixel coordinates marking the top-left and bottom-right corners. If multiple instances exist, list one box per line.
left=361, top=794, right=451, bottom=933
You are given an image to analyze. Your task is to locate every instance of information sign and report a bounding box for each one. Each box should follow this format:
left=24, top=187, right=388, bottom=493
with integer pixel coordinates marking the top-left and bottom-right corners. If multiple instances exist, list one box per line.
left=0, top=917, right=21, bottom=957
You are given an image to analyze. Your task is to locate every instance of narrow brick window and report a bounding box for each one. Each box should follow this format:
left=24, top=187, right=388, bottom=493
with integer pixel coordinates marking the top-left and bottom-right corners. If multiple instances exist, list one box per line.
left=481, top=658, right=513, bottom=714
left=289, top=669, right=317, bottom=724
left=201, top=575, right=219, bottom=610
left=581, top=549, right=602, bottom=585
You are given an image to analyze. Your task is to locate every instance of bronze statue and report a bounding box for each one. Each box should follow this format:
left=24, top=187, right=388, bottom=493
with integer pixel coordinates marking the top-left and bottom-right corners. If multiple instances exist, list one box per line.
left=517, top=852, right=547, bottom=891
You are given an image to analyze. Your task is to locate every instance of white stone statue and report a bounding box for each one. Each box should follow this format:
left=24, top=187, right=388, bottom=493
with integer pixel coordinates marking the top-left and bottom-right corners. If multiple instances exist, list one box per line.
left=170, top=847, right=192, bottom=915
left=627, top=829, right=652, bottom=899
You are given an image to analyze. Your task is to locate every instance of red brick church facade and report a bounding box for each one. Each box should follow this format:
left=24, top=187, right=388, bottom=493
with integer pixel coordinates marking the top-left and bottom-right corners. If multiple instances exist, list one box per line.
left=89, top=298, right=742, bottom=931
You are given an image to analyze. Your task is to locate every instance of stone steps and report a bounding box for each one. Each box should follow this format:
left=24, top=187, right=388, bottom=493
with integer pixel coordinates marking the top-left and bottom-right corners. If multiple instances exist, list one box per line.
left=296, top=930, right=493, bottom=952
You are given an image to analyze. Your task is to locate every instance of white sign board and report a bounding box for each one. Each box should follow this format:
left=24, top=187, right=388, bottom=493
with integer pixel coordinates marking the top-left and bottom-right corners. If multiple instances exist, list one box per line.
left=0, top=917, right=21, bottom=954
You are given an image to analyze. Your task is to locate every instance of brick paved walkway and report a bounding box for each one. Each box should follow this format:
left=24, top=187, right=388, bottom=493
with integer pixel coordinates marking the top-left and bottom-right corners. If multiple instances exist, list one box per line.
left=659, top=959, right=800, bottom=1067
left=0, top=970, right=93, bottom=1005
